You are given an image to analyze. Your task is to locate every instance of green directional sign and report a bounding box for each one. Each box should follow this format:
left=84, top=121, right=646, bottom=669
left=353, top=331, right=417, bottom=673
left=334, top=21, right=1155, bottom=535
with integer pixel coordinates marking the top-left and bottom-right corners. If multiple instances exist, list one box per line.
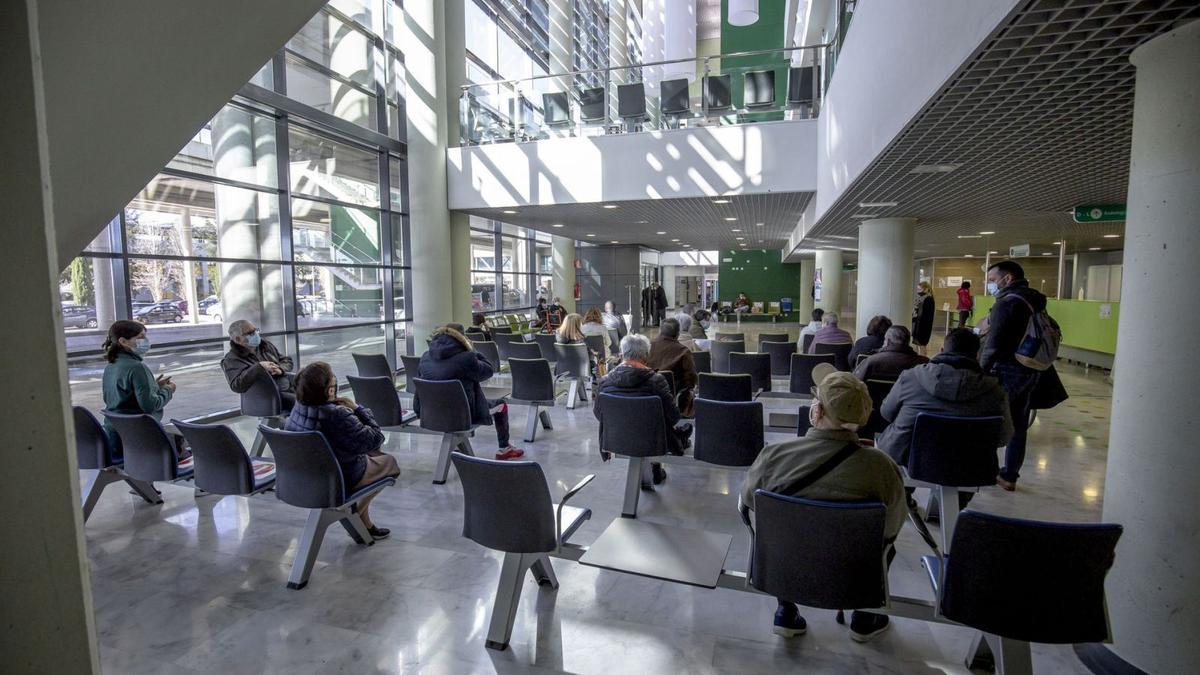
left=1073, top=204, right=1125, bottom=223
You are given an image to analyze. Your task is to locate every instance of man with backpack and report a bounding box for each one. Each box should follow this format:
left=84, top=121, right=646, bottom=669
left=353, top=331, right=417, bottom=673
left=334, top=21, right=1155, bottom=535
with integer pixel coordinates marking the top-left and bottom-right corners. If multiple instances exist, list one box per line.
left=982, top=260, right=1057, bottom=491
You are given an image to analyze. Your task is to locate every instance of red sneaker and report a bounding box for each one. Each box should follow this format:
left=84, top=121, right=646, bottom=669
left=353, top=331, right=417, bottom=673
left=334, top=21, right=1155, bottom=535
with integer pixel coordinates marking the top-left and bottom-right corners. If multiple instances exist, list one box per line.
left=495, top=447, right=525, bottom=460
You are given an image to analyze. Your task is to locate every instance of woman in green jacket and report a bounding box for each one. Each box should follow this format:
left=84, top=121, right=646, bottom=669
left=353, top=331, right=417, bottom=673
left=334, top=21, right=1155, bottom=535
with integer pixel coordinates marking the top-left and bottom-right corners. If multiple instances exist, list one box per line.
left=101, top=320, right=176, bottom=455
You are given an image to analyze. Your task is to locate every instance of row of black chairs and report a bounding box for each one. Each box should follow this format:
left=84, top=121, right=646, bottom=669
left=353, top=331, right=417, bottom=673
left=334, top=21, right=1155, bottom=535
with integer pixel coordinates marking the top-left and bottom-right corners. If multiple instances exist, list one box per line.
left=709, top=339, right=853, bottom=375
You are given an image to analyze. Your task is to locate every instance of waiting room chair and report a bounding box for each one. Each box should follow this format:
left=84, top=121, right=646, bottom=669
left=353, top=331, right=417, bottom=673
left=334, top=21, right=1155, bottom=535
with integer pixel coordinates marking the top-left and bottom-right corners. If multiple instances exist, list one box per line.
left=554, top=343, right=591, bottom=409
left=607, top=328, right=621, bottom=353
left=239, top=367, right=288, bottom=457
left=698, top=372, right=753, bottom=402
left=492, top=332, right=518, bottom=363
left=474, top=340, right=505, bottom=374
left=617, top=82, right=648, bottom=130
left=347, top=375, right=417, bottom=428
left=906, top=413, right=1006, bottom=552
left=464, top=328, right=488, bottom=343
left=657, top=370, right=677, bottom=397
left=704, top=74, right=733, bottom=115
left=413, top=378, right=479, bottom=484
left=173, top=419, right=276, bottom=496
left=802, top=333, right=815, bottom=353
left=693, top=399, right=764, bottom=467
left=790, top=353, right=835, bottom=394
left=451, top=453, right=593, bottom=650
left=259, top=426, right=395, bottom=590
left=583, top=334, right=606, bottom=363
left=659, top=77, right=690, bottom=127
left=508, top=340, right=543, bottom=361
left=715, top=331, right=745, bottom=342
left=579, top=86, right=607, bottom=125
left=745, top=491, right=889, bottom=612
left=759, top=340, right=797, bottom=378
left=813, top=342, right=853, bottom=371
left=596, top=393, right=670, bottom=518
left=922, top=510, right=1121, bottom=675
left=534, top=333, right=559, bottom=364
left=352, top=352, right=397, bottom=381
left=787, top=65, right=816, bottom=112
left=731, top=352, right=772, bottom=393
left=710, top=339, right=745, bottom=373
left=101, top=412, right=194, bottom=504
left=507, top=357, right=560, bottom=442
left=744, top=69, right=777, bottom=109
left=491, top=323, right=514, bottom=335
left=75, top=406, right=160, bottom=520
left=692, top=350, right=712, bottom=374
left=399, top=354, right=423, bottom=396
left=541, top=92, right=571, bottom=128
left=860, top=379, right=897, bottom=439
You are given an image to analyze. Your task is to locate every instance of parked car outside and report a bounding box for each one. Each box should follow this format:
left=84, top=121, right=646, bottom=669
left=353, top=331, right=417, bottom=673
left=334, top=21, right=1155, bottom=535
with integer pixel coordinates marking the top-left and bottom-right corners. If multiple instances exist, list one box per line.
left=134, top=301, right=183, bottom=324
left=61, top=304, right=98, bottom=329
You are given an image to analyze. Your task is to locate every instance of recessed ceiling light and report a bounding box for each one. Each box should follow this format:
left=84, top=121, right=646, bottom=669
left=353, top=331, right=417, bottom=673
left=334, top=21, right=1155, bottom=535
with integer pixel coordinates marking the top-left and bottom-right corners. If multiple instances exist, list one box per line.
left=683, top=244, right=691, bottom=247
left=851, top=213, right=880, bottom=219
left=1041, top=252, right=1053, bottom=256
left=957, top=235, right=982, bottom=239
left=585, top=233, right=595, bottom=237
left=634, top=220, right=648, bottom=224
left=713, top=199, right=730, bottom=204
left=724, top=217, right=737, bottom=221
left=755, top=222, right=764, bottom=226
left=858, top=201, right=899, bottom=208
left=731, top=228, right=742, bottom=232
left=502, top=210, right=517, bottom=214
left=1089, top=247, right=1102, bottom=251
left=964, top=254, right=974, bottom=258
left=736, top=237, right=744, bottom=240
left=979, top=231, right=995, bottom=235
left=610, top=240, right=619, bottom=244
left=989, top=250, right=998, bottom=254
left=909, top=163, right=961, bottom=174
left=655, top=231, right=666, bottom=235
left=829, top=235, right=856, bottom=241
left=1103, top=234, right=1121, bottom=238
left=671, top=238, right=680, bottom=242
left=602, top=204, right=618, bottom=209
left=552, top=223, right=564, bottom=228
left=1052, top=241, right=1062, bottom=245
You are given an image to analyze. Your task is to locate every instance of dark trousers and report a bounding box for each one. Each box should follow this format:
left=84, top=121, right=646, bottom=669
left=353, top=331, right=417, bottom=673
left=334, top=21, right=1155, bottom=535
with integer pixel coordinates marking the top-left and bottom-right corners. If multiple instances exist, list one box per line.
left=489, top=399, right=510, bottom=448
left=958, top=310, right=971, bottom=327
left=779, top=545, right=896, bottom=614
left=994, top=362, right=1040, bottom=482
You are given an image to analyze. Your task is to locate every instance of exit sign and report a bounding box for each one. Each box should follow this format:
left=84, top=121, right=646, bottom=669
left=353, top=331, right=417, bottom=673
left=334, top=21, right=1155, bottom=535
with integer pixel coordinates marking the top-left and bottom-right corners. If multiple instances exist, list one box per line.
left=1073, top=204, right=1125, bottom=223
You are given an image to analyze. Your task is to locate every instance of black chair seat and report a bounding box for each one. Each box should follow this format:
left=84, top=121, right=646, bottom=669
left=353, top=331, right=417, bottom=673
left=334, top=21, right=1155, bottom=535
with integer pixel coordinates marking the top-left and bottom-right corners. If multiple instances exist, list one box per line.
left=345, top=476, right=399, bottom=506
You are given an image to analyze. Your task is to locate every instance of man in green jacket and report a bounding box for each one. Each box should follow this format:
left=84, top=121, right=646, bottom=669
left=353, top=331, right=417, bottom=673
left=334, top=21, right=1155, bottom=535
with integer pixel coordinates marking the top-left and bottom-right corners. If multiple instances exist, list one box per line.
left=221, top=319, right=296, bottom=409
left=740, top=364, right=905, bottom=643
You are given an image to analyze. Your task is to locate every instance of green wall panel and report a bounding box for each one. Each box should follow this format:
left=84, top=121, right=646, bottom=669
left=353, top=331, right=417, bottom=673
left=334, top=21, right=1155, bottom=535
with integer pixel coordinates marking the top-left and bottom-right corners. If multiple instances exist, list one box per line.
left=718, top=249, right=802, bottom=318
left=971, top=296, right=1120, bottom=355
left=720, top=0, right=788, bottom=119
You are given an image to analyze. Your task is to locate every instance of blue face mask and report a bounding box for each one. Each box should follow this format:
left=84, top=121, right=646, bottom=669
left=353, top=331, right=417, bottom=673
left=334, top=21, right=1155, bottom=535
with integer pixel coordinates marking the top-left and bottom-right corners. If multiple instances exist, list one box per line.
left=245, top=331, right=262, bottom=348
left=987, top=282, right=1000, bottom=297
left=133, top=337, right=152, bottom=356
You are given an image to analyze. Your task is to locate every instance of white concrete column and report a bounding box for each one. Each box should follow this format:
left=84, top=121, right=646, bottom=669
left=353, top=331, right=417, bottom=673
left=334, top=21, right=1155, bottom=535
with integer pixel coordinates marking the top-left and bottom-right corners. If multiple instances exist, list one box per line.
left=1, top=2, right=100, bottom=670
left=608, top=0, right=629, bottom=121
left=1102, top=20, right=1200, bottom=675
left=798, top=257, right=815, bottom=320
left=441, top=0, right=473, bottom=326
left=405, top=0, right=458, bottom=346
left=856, top=218, right=916, bottom=338
left=814, top=249, right=843, bottom=314
left=549, top=0, right=573, bottom=93
left=552, top=235, right=577, bottom=314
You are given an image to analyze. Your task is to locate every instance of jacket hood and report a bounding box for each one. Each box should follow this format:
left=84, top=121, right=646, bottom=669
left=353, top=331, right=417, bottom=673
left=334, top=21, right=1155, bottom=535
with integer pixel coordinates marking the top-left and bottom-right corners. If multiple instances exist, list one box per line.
left=428, top=333, right=469, bottom=360
left=605, top=363, right=658, bottom=387
left=997, top=279, right=1046, bottom=311
left=913, top=358, right=995, bottom=402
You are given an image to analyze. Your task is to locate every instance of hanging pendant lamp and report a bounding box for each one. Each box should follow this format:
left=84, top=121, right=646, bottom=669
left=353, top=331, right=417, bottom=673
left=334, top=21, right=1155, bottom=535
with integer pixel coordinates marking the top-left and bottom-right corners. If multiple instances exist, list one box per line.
left=728, top=0, right=759, bottom=27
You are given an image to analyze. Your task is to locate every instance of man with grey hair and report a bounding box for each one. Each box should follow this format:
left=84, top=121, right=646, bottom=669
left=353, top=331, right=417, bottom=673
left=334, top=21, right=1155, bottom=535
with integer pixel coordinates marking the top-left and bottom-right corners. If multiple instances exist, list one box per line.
left=853, top=325, right=929, bottom=382
left=807, top=311, right=853, bottom=354
left=221, top=319, right=296, bottom=409
left=594, top=333, right=693, bottom=485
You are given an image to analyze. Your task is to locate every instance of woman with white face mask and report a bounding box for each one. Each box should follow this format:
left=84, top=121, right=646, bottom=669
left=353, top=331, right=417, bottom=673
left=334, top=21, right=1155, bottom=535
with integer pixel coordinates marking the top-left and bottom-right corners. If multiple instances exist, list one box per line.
left=100, top=320, right=177, bottom=454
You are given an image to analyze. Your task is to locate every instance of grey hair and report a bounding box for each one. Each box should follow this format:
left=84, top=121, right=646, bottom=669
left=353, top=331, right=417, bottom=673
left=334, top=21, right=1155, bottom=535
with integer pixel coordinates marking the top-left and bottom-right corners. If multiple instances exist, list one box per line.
left=620, top=333, right=652, bottom=362
left=823, top=312, right=839, bottom=326
left=228, top=319, right=253, bottom=340
left=884, top=325, right=911, bottom=347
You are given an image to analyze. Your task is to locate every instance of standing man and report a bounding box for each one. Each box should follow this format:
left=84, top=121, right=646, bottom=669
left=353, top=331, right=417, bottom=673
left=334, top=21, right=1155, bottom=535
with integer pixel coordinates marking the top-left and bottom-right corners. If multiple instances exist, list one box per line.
left=653, top=283, right=668, bottom=326
left=222, top=319, right=296, bottom=410
left=981, top=260, right=1043, bottom=491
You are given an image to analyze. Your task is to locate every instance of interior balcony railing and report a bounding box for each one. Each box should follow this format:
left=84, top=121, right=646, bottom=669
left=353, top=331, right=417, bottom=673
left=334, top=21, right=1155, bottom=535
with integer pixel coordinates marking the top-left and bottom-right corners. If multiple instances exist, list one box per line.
left=459, top=44, right=832, bottom=146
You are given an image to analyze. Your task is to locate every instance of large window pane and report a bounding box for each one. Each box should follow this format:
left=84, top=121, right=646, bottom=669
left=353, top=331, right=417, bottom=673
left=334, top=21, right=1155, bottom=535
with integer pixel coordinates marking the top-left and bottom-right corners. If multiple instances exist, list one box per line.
left=167, top=104, right=279, bottom=188
left=300, top=323, right=386, bottom=381
left=83, top=219, right=118, bottom=253
left=471, top=272, right=497, bottom=312
left=288, top=10, right=373, bottom=88
left=126, top=175, right=282, bottom=261
left=292, top=198, right=382, bottom=265
left=501, top=234, right=530, bottom=274
left=501, top=273, right=532, bottom=309
left=295, top=263, right=385, bottom=328
left=288, top=126, right=381, bottom=206
left=389, top=213, right=405, bottom=266
left=471, top=230, right=496, bottom=270
left=392, top=271, right=406, bottom=320
left=285, top=55, right=379, bottom=132
left=129, top=260, right=289, bottom=340
left=60, top=256, right=123, bottom=339
left=388, top=156, right=405, bottom=211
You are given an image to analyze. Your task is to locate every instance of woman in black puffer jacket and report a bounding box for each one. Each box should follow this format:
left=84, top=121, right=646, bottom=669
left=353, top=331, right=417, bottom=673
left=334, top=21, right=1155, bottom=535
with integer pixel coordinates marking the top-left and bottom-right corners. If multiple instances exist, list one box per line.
left=416, top=327, right=525, bottom=461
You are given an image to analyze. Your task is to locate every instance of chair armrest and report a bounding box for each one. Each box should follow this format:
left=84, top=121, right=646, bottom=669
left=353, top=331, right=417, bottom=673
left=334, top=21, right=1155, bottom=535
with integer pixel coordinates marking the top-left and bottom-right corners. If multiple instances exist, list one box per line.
left=737, top=496, right=754, bottom=535
left=556, top=473, right=595, bottom=552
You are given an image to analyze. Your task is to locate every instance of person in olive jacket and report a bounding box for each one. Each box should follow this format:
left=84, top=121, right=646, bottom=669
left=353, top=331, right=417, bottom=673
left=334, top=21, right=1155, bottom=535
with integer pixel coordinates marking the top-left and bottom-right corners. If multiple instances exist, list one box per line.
left=100, top=320, right=176, bottom=456
left=221, top=318, right=296, bottom=410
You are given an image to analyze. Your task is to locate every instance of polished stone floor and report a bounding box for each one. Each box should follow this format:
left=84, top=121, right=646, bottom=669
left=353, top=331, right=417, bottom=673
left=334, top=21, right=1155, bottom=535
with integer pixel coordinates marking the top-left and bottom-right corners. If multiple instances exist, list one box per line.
left=82, top=323, right=1114, bottom=674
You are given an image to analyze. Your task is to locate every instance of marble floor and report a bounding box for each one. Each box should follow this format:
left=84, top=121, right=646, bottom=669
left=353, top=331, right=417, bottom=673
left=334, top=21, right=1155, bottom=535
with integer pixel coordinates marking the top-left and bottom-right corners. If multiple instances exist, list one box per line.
left=82, top=322, right=1114, bottom=674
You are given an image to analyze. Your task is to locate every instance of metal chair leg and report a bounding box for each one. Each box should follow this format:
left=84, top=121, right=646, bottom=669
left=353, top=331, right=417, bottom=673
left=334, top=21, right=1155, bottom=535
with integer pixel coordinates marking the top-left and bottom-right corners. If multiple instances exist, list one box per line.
left=567, top=380, right=579, bottom=409
left=287, top=509, right=338, bottom=590
left=123, top=476, right=163, bottom=505
left=530, top=554, right=558, bottom=588
left=621, top=457, right=643, bottom=518
left=539, top=409, right=553, bottom=430
left=433, top=434, right=455, bottom=485
left=250, top=428, right=267, bottom=458
left=485, top=552, right=530, bottom=651
left=82, top=469, right=123, bottom=521
left=938, top=485, right=960, bottom=553
left=338, top=509, right=373, bottom=545
left=994, top=636, right=1034, bottom=675
left=456, top=434, right=475, bottom=456
left=524, top=405, right=540, bottom=442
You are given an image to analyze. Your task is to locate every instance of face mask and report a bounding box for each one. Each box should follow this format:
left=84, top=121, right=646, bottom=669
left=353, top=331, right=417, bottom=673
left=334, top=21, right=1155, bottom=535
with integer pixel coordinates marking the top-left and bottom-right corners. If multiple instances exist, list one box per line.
left=245, top=332, right=262, bottom=348
left=701, top=320, right=711, bottom=329
left=987, top=282, right=1000, bottom=297
left=132, top=337, right=151, bottom=356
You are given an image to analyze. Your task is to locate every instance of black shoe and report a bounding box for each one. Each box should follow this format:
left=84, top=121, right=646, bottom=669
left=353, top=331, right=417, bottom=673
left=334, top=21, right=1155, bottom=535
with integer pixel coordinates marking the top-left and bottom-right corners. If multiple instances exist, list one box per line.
left=651, top=463, right=668, bottom=485
left=368, top=526, right=390, bottom=540
left=849, top=611, right=890, bottom=642
left=773, top=604, right=807, bottom=637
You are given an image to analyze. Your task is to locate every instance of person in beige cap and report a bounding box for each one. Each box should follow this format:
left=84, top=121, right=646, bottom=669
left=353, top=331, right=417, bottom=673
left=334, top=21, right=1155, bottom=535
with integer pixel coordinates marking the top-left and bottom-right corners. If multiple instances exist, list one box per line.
left=739, top=363, right=906, bottom=643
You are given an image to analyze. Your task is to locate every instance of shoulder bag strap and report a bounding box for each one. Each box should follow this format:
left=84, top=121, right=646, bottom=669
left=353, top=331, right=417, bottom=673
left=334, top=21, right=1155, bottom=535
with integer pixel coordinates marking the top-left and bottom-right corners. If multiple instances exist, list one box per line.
left=785, top=441, right=863, bottom=494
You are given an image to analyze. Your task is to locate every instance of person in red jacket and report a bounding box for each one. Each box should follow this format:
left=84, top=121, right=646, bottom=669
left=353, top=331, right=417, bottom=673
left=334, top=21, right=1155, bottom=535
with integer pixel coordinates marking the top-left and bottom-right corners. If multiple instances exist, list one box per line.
left=956, top=281, right=974, bottom=328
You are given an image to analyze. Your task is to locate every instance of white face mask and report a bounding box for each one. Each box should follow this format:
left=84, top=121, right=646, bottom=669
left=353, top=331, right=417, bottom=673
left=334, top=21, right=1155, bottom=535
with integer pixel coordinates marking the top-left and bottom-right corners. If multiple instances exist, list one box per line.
left=987, top=282, right=1000, bottom=296
left=701, top=320, right=711, bottom=329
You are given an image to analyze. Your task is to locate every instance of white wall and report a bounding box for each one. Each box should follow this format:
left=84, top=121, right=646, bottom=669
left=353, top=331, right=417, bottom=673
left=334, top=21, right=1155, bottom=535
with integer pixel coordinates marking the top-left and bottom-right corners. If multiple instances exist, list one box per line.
left=447, top=120, right=818, bottom=208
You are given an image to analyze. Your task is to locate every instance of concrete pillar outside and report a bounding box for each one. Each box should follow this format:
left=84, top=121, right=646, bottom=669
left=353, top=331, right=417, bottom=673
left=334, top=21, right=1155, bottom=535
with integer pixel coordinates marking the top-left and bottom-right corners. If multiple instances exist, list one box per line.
left=798, top=257, right=815, bottom=321
left=1, top=1, right=101, bottom=670
left=1101, top=20, right=1200, bottom=674
left=814, top=249, right=843, bottom=314
left=552, top=235, right=577, bottom=314
left=856, top=218, right=916, bottom=338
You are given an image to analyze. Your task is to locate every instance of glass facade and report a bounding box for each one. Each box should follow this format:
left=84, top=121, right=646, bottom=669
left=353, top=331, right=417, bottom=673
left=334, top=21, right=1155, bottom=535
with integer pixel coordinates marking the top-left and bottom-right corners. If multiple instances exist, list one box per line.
left=63, top=0, right=410, bottom=421
left=572, top=0, right=609, bottom=89
left=468, top=216, right=545, bottom=315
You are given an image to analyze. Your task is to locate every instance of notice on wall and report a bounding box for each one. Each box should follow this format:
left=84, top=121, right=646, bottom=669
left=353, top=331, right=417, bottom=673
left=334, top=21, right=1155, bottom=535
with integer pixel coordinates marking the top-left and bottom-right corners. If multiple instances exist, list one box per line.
left=1099, top=303, right=1112, bottom=319
left=814, top=268, right=823, bottom=302
left=947, top=276, right=963, bottom=287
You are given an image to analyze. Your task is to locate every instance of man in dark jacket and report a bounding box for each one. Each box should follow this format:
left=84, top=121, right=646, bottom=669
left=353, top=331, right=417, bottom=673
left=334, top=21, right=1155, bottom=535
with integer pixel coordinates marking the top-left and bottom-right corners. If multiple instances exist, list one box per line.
left=853, top=326, right=929, bottom=382
left=645, top=319, right=697, bottom=417
left=877, top=328, right=1013, bottom=467
left=982, top=260, right=1045, bottom=490
left=221, top=319, right=296, bottom=410
left=594, top=333, right=693, bottom=485
left=416, top=328, right=524, bottom=460
left=653, top=283, right=668, bottom=326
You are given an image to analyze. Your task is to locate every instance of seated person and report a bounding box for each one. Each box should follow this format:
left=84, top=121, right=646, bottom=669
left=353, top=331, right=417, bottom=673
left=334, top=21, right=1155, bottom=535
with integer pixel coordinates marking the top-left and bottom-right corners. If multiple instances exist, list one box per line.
left=849, top=315, right=893, bottom=367
left=285, top=362, right=399, bottom=538
left=876, top=328, right=1013, bottom=468
left=853, top=326, right=929, bottom=382
left=807, top=312, right=853, bottom=353
left=556, top=312, right=585, bottom=344
left=673, top=303, right=695, bottom=333
left=470, top=312, right=492, bottom=340
left=100, top=320, right=178, bottom=457
left=221, top=319, right=296, bottom=410
left=733, top=292, right=751, bottom=313
left=581, top=307, right=612, bottom=361
left=601, top=300, right=628, bottom=337
left=533, top=297, right=549, bottom=326
left=799, top=308, right=825, bottom=345
left=594, top=334, right=693, bottom=486
left=645, top=319, right=698, bottom=417
left=545, top=297, right=566, bottom=328
left=416, top=327, right=525, bottom=461
left=740, top=366, right=905, bottom=643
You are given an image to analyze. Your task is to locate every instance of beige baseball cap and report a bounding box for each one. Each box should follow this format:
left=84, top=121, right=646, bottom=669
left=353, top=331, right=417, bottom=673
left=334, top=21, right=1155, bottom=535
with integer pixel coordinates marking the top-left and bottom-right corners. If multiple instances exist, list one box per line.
left=811, top=364, right=872, bottom=426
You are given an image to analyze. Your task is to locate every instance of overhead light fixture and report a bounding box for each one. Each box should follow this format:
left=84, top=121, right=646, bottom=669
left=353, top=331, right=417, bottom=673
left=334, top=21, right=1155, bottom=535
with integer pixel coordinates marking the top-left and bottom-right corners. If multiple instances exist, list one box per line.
left=724, top=217, right=737, bottom=221
left=829, top=235, right=856, bottom=241
left=1052, top=241, right=1062, bottom=245
left=671, top=238, right=680, bottom=242
left=989, top=250, right=998, bottom=255
left=1103, top=234, right=1121, bottom=238
left=502, top=210, right=517, bottom=214
left=909, top=163, right=961, bottom=174
left=655, top=231, right=666, bottom=235
left=552, top=223, right=564, bottom=228
left=736, top=237, right=744, bottom=240
left=602, top=204, right=618, bottom=209
left=610, top=240, right=619, bottom=244
left=728, top=0, right=759, bottom=27
left=755, top=222, right=764, bottom=226
left=1042, top=252, right=1053, bottom=256
left=1089, top=247, right=1102, bottom=251
left=634, top=220, right=648, bottom=224
left=858, top=201, right=899, bottom=208
left=979, top=231, right=995, bottom=235
left=957, top=235, right=982, bottom=239
left=585, top=233, right=595, bottom=237
left=851, top=213, right=880, bottom=219
left=964, top=254, right=974, bottom=258
left=713, top=198, right=731, bottom=204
